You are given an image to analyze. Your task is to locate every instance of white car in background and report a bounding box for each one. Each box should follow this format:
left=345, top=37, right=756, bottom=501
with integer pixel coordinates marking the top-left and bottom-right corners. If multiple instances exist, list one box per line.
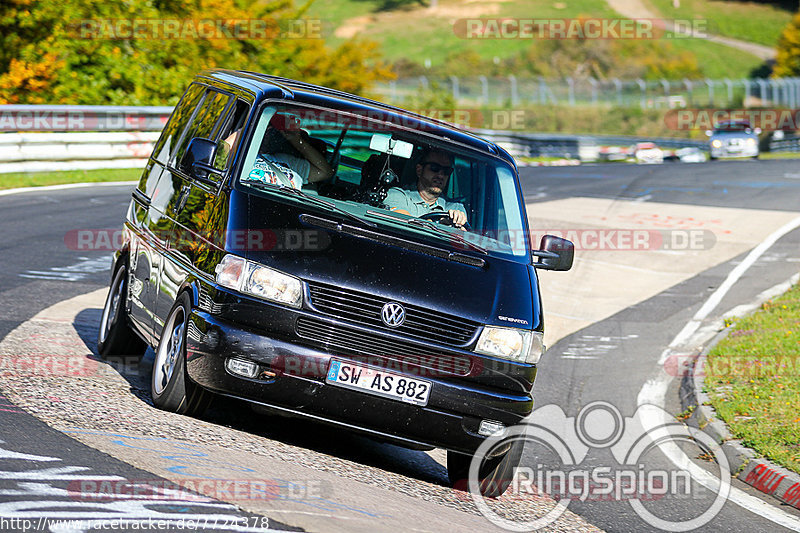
left=633, top=142, right=663, bottom=164
left=675, top=147, right=707, bottom=163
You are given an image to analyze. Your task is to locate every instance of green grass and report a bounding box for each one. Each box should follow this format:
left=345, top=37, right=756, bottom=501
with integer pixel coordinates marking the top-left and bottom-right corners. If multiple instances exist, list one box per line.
left=705, top=284, right=800, bottom=473
left=309, top=0, right=766, bottom=80
left=309, top=0, right=628, bottom=64
left=759, top=151, right=800, bottom=159
left=646, top=0, right=793, bottom=47
left=666, top=37, right=763, bottom=79
left=0, top=168, right=142, bottom=190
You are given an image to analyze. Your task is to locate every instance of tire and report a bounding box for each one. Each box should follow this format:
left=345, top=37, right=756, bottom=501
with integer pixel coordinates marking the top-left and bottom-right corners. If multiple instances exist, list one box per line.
left=151, top=292, right=211, bottom=416
left=448, top=438, right=524, bottom=498
left=97, top=263, right=147, bottom=359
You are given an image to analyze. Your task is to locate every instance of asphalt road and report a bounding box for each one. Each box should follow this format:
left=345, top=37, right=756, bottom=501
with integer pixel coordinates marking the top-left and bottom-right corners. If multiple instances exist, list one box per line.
left=0, top=158, right=799, bottom=531
left=521, top=159, right=800, bottom=531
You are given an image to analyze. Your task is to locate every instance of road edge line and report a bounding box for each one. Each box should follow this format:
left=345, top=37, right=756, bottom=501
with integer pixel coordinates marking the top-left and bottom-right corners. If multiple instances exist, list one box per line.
left=0, top=181, right=138, bottom=197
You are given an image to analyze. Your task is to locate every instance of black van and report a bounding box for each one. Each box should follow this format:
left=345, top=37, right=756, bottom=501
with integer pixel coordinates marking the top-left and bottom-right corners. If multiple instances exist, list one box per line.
left=97, top=70, right=573, bottom=497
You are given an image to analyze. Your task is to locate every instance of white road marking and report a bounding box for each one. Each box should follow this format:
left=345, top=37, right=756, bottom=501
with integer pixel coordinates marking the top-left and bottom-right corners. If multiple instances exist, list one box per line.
left=20, top=257, right=110, bottom=282
left=559, top=333, right=639, bottom=359
left=0, top=440, right=277, bottom=533
left=0, top=182, right=137, bottom=197
left=638, top=215, right=800, bottom=529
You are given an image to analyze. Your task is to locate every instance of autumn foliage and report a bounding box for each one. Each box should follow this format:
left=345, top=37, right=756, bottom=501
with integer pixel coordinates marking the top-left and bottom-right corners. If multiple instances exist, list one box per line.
left=0, top=0, right=394, bottom=105
left=774, top=10, right=800, bottom=78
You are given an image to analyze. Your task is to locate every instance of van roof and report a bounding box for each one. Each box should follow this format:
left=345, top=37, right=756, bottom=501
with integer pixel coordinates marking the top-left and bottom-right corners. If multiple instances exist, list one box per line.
left=195, top=69, right=512, bottom=164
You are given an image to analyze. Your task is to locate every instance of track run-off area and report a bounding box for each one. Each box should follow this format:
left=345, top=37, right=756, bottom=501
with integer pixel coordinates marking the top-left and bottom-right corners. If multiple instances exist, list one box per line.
left=1, top=159, right=800, bottom=532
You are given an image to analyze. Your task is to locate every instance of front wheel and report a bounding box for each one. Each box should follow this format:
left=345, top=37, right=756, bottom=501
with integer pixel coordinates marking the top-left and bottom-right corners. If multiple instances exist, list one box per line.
left=151, top=293, right=211, bottom=416
left=448, top=439, right=524, bottom=498
left=97, top=263, right=146, bottom=359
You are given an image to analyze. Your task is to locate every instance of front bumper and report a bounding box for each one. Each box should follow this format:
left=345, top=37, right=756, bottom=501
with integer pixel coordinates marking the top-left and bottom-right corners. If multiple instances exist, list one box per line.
left=710, top=145, right=758, bottom=158
left=184, top=297, right=534, bottom=454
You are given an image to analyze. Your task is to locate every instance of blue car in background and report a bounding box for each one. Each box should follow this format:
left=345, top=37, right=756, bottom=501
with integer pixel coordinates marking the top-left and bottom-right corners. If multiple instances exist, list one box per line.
left=707, top=120, right=760, bottom=160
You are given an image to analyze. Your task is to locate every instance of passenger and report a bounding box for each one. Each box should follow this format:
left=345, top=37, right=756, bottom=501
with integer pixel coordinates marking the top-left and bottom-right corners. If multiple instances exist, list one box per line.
left=244, top=113, right=333, bottom=189
left=383, top=148, right=468, bottom=227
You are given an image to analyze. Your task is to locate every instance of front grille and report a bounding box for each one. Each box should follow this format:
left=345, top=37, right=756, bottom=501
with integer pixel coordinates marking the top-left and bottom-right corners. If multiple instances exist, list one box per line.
left=306, top=282, right=479, bottom=346
left=295, top=317, right=473, bottom=377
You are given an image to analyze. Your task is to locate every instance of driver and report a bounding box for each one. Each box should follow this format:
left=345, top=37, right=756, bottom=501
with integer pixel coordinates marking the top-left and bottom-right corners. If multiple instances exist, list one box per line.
left=383, top=148, right=467, bottom=227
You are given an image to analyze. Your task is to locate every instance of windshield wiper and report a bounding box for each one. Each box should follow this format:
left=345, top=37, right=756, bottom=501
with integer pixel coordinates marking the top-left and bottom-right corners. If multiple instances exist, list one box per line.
left=406, top=218, right=488, bottom=255
left=247, top=181, right=376, bottom=228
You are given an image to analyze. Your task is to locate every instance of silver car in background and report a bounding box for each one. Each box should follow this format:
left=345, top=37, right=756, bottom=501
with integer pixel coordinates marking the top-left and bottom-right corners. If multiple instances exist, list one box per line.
left=707, top=120, right=760, bottom=160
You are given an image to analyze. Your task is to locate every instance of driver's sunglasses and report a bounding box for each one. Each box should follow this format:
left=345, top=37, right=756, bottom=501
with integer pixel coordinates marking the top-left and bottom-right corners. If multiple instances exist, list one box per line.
left=422, top=161, right=454, bottom=176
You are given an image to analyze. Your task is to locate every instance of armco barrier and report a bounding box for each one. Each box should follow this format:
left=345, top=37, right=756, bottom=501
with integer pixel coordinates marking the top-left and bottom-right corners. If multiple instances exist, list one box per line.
left=0, top=132, right=161, bottom=173
left=0, top=105, right=171, bottom=174
left=0, top=104, right=718, bottom=174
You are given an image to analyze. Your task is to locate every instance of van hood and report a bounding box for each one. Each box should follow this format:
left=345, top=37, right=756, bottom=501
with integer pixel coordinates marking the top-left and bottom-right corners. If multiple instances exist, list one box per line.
left=241, top=191, right=540, bottom=330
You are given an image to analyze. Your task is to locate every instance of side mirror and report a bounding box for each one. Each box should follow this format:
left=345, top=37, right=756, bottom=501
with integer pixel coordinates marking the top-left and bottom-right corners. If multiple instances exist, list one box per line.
left=179, top=137, right=224, bottom=184
left=532, top=235, right=574, bottom=271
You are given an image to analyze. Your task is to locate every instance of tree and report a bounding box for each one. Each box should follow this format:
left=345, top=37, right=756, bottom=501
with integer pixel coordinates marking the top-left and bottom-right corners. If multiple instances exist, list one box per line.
left=0, top=0, right=394, bottom=105
left=774, top=10, right=800, bottom=77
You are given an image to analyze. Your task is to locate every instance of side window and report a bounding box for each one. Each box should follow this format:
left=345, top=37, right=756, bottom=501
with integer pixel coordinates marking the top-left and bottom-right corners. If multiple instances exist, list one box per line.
left=173, top=89, right=233, bottom=169
left=151, top=83, right=205, bottom=165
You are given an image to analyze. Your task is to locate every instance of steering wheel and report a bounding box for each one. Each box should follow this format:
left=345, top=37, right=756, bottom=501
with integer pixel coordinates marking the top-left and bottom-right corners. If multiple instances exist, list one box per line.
left=419, top=211, right=472, bottom=230
left=419, top=211, right=451, bottom=223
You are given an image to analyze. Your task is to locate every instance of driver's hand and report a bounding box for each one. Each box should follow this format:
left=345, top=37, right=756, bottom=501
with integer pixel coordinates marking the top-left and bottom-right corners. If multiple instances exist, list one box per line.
left=448, top=209, right=467, bottom=228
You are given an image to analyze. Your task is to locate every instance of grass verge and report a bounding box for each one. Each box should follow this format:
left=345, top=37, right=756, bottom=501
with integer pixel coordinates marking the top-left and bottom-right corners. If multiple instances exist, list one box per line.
left=0, top=168, right=141, bottom=190
left=309, top=0, right=763, bottom=79
left=646, top=0, right=792, bottom=48
left=705, top=283, right=800, bottom=473
left=759, top=151, right=800, bottom=160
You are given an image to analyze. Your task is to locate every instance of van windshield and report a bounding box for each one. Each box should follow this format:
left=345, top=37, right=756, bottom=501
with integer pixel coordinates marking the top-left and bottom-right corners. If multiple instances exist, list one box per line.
left=235, top=104, right=529, bottom=259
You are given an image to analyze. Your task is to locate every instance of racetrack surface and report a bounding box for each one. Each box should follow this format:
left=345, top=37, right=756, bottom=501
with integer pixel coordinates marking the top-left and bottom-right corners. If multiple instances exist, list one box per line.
left=1, top=159, right=800, bottom=531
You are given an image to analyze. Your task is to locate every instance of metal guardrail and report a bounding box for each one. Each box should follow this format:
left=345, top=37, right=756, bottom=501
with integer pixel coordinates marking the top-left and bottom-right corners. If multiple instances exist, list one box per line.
left=472, top=129, right=705, bottom=160
left=0, top=105, right=171, bottom=173
left=2, top=104, right=791, bottom=173
left=769, top=135, right=800, bottom=153
left=0, top=131, right=160, bottom=174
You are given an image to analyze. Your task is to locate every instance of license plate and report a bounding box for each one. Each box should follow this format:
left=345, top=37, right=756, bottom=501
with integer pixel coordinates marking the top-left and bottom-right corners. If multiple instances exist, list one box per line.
left=325, top=360, right=431, bottom=406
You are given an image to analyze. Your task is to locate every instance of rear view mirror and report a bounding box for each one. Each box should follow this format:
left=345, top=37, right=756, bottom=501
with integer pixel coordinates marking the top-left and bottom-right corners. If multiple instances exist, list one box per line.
left=532, top=235, right=574, bottom=271
left=369, top=134, right=414, bottom=159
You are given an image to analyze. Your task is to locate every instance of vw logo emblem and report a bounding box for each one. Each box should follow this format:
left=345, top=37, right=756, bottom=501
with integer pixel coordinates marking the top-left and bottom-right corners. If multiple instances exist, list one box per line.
left=381, top=302, right=406, bottom=327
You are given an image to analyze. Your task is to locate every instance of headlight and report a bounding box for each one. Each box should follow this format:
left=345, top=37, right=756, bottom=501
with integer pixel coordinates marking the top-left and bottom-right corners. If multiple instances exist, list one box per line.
left=746, top=138, right=757, bottom=146
left=215, top=254, right=302, bottom=308
left=474, top=326, right=545, bottom=364
left=711, top=140, right=722, bottom=148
